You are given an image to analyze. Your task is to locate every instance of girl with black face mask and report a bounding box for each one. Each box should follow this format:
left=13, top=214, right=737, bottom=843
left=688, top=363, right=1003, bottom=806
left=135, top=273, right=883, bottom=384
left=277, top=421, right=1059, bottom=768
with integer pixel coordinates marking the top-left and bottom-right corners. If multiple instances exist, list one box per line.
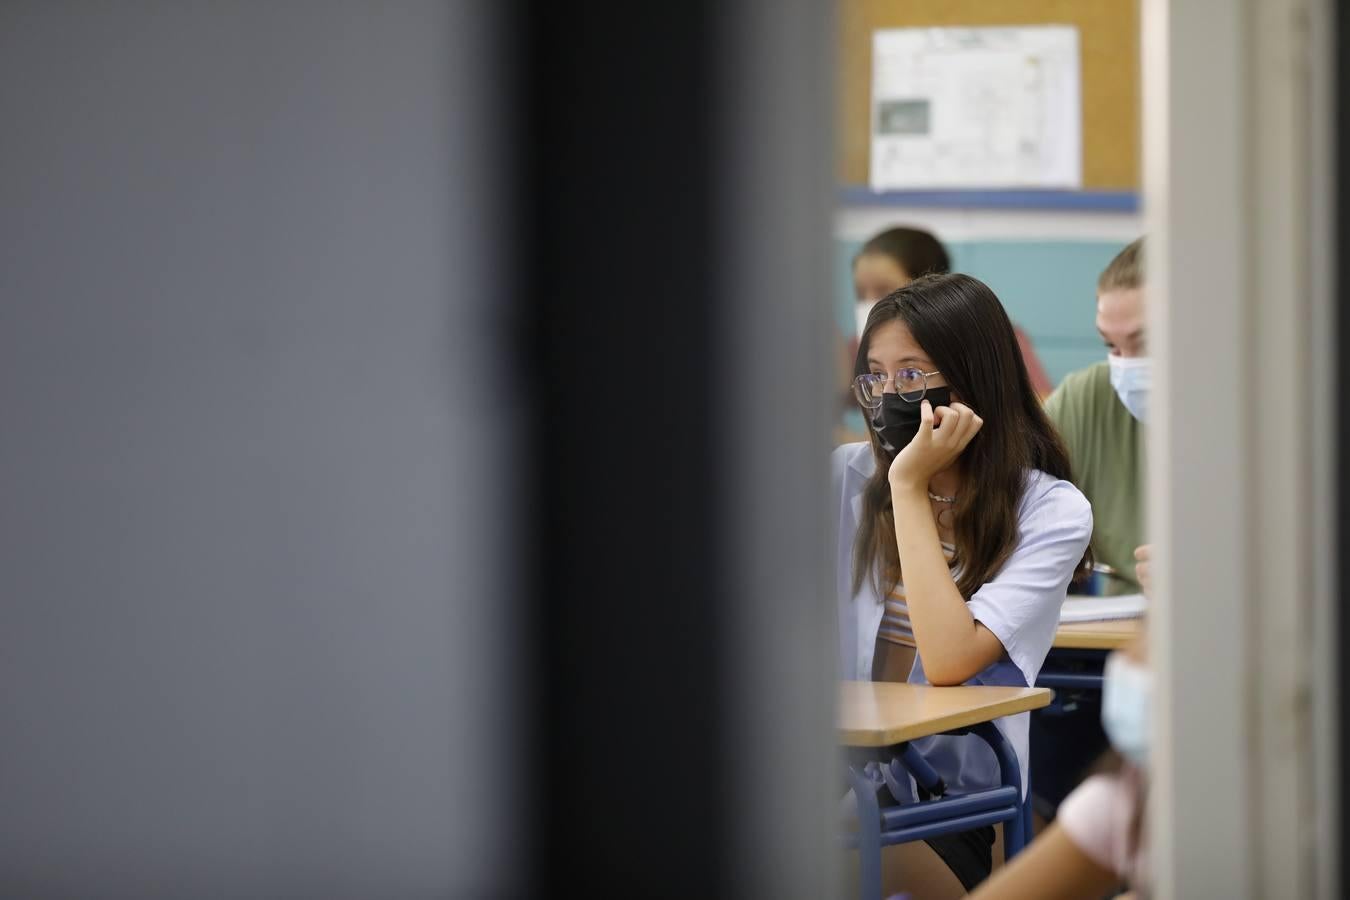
left=835, top=273, right=1093, bottom=898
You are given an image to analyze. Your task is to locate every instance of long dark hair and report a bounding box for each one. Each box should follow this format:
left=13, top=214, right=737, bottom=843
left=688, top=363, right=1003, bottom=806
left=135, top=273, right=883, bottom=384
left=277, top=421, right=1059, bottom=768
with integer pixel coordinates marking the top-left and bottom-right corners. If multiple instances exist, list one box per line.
left=852, top=273, right=1089, bottom=599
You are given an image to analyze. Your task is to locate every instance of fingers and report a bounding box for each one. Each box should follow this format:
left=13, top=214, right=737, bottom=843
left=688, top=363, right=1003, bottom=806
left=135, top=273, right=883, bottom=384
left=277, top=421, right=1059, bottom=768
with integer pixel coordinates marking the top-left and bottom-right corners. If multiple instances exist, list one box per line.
left=953, top=402, right=983, bottom=445
left=1136, top=560, right=1152, bottom=594
left=934, top=402, right=983, bottom=448
left=1135, top=544, right=1153, bottom=595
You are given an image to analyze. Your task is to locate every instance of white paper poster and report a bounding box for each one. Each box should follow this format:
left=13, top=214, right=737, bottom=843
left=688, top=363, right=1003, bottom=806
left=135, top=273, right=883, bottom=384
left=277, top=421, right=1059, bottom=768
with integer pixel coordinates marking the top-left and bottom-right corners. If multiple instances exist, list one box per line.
left=869, top=26, right=1082, bottom=191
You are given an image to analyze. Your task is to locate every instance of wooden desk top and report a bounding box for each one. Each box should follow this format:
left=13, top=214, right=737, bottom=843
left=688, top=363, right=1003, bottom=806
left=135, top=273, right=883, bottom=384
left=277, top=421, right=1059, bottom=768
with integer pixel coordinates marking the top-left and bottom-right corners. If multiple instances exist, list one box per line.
left=1052, top=618, right=1141, bottom=650
left=838, top=681, right=1054, bottom=748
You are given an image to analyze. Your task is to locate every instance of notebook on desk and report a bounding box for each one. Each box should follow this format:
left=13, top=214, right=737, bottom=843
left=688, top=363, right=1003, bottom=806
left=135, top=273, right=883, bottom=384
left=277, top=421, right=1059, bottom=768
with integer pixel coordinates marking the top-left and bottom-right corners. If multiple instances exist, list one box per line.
left=1059, top=593, right=1147, bottom=623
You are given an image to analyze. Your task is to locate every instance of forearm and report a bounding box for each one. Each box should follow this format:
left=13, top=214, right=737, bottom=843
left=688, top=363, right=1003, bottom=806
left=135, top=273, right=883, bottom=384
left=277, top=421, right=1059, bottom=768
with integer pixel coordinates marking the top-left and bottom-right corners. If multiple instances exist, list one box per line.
left=966, top=825, right=1120, bottom=900
left=890, top=481, right=987, bottom=684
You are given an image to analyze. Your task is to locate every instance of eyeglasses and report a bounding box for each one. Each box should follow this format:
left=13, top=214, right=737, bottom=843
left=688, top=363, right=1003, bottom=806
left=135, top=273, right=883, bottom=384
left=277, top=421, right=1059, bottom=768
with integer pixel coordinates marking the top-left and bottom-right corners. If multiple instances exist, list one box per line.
left=852, top=368, right=942, bottom=410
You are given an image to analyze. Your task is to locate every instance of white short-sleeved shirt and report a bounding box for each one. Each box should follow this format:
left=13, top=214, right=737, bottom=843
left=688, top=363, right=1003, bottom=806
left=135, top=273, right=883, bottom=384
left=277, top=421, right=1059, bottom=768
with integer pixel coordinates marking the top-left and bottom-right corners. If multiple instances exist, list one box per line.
left=833, top=442, right=1093, bottom=798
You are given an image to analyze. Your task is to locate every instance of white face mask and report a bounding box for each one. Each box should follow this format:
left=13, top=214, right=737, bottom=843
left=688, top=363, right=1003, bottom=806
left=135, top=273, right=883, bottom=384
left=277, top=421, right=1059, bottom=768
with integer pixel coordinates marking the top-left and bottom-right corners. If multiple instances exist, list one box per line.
left=1101, top=652, right=1151, bottom=769
left=855, top=300, right=877, bottom=338
left=1107, top=355, right=1151, bottom=423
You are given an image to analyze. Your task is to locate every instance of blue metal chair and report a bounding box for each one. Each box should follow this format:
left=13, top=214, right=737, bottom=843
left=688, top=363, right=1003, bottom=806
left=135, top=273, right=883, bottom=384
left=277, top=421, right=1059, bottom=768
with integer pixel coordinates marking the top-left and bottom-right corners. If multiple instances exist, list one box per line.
left=842, top=722, right=1030, bottom=900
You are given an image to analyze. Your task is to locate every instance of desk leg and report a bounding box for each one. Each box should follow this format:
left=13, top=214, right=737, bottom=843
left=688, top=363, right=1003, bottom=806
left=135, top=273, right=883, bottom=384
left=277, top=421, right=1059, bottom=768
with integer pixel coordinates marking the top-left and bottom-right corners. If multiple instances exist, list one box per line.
left=1022, top=767, right=1034, bottom=847
left=847, top=764, right=883, bottom=900
left=967, top=722, right=1026, bottom=859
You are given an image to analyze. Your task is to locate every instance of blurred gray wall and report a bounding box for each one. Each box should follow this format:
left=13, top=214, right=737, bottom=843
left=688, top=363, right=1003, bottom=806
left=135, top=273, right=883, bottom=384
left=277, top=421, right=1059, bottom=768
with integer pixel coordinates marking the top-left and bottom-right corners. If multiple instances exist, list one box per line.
left=0, top=3, right=512, bottom=897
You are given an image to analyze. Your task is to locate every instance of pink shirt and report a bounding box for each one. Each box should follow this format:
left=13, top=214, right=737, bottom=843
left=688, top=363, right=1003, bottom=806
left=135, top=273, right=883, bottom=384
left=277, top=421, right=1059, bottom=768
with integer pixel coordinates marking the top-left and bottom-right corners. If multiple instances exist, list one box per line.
left=1057, top=770, right=1148, bottom=886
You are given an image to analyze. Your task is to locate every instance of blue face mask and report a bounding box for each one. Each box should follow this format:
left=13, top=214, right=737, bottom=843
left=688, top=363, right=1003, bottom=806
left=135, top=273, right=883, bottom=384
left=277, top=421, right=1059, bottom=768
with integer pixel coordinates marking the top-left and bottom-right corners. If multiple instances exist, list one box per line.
left=1101, top=652, right=1151, bottom=769
left=1108, top=355, right=1150, bottom=423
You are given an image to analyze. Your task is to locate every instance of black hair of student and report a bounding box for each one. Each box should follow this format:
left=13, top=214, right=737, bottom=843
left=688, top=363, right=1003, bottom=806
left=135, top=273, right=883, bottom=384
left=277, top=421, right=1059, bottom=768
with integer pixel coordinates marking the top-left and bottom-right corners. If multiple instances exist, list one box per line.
left=856, top=227, right=951, bottom=281
left=852, top=273, right=1092, bottom=599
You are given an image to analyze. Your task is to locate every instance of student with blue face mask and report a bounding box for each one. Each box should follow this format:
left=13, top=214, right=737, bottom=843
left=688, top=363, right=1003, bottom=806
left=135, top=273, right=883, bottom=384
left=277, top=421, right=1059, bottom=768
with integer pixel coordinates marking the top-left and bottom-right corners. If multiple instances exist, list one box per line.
left=1031, top=239, right=1152, bottom=824
left=1044, top=237, right=1149, bottom=596
left=968, top=633, right=1152, bottom=900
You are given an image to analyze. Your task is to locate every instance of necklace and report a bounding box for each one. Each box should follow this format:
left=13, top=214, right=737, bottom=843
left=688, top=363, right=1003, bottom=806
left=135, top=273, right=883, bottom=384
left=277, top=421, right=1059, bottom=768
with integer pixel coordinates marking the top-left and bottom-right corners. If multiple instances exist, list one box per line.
left=928, top=490, right=957, bottom=530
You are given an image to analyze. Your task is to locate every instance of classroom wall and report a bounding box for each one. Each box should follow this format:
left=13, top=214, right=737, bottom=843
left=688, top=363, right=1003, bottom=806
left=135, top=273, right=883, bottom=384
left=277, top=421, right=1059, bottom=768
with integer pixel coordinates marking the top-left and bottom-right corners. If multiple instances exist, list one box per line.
left=837, top=0, right=1141, bottom=190
left=833, top=0, right=1143, bottom=394
left=835, top=207, right=1143, bottom=386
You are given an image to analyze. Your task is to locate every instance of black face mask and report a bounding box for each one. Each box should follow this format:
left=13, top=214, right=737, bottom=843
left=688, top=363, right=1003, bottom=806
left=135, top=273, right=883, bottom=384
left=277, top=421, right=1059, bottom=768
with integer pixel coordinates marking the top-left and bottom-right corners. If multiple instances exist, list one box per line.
left=869, top=387, right=952, bottom=455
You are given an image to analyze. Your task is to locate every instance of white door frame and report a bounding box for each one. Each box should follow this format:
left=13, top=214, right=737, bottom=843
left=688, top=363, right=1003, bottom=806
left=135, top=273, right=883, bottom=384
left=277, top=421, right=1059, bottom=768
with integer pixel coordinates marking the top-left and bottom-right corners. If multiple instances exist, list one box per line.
left=1142, top=0, right=1337, bottom=896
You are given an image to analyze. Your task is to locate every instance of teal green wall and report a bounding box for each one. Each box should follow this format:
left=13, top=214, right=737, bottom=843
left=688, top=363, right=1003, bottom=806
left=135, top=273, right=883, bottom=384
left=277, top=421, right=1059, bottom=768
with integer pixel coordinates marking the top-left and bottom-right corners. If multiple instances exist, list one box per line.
left=836, top=239, right=1127, bottom=386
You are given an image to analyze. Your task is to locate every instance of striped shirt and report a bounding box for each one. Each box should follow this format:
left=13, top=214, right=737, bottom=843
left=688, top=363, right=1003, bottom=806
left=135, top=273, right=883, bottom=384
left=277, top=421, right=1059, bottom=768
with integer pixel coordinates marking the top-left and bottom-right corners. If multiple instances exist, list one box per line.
left=878, top=542, right=957, bottom=647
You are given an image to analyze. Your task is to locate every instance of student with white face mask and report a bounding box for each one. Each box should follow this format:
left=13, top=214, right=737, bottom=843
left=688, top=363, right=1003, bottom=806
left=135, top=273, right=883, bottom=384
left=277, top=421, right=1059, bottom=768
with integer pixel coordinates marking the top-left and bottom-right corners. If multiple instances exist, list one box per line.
left=1045, top=237, right=1148, bottom=595
left=1033, top=238, right=1151, bottom=821
left=968, top=633, right=1153, bottom=900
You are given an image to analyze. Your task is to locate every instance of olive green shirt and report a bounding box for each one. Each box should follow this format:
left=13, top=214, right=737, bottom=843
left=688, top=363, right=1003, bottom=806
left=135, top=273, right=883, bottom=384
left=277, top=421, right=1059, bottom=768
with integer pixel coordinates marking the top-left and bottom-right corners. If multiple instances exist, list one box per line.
left=1045, top=362, right=1145, bottom=594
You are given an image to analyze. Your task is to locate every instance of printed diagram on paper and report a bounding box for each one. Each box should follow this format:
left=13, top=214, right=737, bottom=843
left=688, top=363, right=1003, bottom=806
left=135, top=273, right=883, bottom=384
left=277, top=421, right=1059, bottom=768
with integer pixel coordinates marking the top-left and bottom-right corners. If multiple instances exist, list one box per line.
left=869, top=26, right=1082, bottom=191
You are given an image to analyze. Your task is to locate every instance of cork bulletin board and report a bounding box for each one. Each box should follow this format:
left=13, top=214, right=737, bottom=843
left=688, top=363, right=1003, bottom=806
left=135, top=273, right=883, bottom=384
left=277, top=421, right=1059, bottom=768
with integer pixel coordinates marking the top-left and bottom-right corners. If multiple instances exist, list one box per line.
left=838, top=0, right=1140, bottom=191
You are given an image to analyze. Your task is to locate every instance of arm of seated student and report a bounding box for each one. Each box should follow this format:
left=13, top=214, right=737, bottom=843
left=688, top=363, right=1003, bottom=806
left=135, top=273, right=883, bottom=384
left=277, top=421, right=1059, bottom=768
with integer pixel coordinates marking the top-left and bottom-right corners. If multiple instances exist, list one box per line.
left=966, top=823, right=1120, bottom=900
left=888, top=401, right=1004, bottom=685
